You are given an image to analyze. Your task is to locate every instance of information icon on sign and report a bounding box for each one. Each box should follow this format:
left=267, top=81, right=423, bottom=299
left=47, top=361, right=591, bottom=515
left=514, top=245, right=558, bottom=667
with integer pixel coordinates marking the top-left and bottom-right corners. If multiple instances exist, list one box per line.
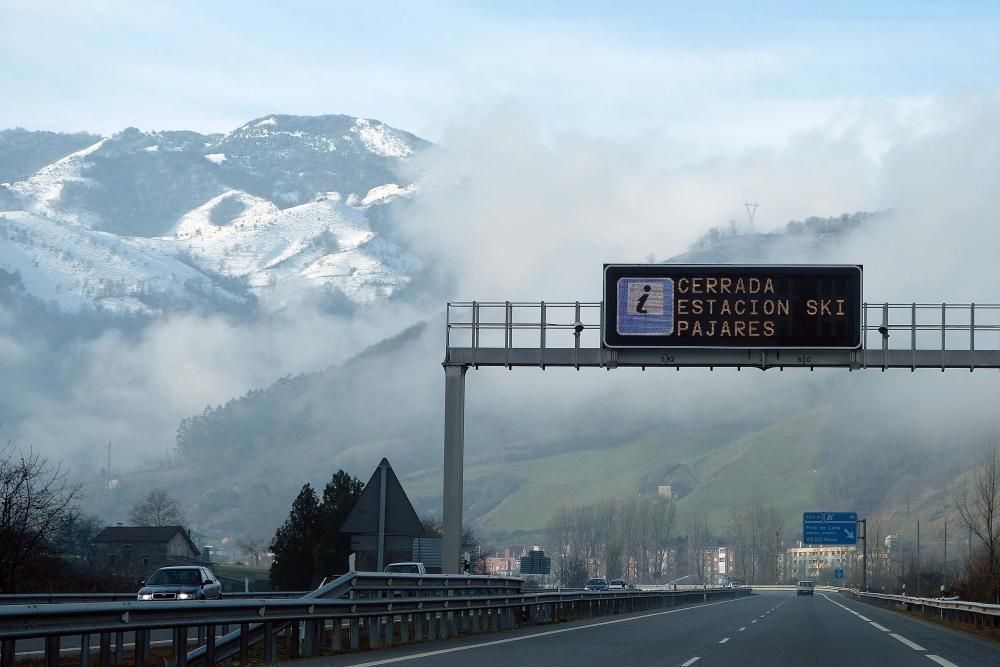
left=616, top=277, right=674, bottom=336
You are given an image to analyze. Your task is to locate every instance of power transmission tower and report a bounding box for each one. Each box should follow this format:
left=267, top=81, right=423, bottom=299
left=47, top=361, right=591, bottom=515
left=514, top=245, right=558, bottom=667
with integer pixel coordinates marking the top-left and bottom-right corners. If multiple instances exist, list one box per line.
left=744, top=201, right=759, bottom=230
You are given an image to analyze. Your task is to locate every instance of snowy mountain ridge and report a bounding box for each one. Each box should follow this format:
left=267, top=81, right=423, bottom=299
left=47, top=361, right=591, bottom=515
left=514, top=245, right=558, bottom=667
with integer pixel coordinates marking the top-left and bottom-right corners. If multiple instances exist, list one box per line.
left=0, top=114, right=428, bottom=314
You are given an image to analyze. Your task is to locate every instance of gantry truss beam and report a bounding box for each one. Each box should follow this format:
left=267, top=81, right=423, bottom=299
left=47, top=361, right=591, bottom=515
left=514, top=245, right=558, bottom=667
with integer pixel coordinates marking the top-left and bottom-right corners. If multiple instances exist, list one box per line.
left=444, top=301, right=1000, bottom=371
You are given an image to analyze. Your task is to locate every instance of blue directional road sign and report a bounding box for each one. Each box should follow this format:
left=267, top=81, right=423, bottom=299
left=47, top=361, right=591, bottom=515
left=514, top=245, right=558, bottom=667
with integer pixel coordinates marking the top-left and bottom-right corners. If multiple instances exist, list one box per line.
left=803, top=512, right=858, bottom=545
left=834, top=568, right=844, bottom=579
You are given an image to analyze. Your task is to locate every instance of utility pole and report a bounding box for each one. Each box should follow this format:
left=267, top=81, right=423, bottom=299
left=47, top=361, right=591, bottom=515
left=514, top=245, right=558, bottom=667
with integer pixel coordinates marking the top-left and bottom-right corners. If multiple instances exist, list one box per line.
left=916, top=521, right=921, bottom=597
left=943, top=521, right=948, bottom=592
left=858, top=518, right=867, bottom=591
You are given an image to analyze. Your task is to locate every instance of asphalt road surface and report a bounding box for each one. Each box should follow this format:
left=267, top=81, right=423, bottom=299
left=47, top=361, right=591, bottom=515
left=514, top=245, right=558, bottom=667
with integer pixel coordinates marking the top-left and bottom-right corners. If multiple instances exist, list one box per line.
left=302, top=590, right=1000, bottom=667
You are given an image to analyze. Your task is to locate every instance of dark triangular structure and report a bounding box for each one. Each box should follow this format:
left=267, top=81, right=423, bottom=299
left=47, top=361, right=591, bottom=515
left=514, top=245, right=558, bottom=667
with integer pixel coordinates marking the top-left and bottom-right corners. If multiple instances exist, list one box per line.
left=341, top=458, right=426, bottom=570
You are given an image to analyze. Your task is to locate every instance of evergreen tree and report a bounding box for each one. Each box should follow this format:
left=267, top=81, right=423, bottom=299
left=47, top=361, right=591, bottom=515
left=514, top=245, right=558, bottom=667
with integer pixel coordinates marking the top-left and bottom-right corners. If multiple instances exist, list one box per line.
left=316, top=471, right=364, bottom=578
left=269, top=470, right=364, bottom=590
left=269, top=484, right=321, bottom=590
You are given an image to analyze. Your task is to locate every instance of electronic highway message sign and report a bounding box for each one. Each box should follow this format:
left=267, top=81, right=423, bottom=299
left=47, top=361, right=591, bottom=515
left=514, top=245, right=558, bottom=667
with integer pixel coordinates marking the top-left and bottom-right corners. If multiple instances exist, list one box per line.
left=603, top=264, right=862, bottom=349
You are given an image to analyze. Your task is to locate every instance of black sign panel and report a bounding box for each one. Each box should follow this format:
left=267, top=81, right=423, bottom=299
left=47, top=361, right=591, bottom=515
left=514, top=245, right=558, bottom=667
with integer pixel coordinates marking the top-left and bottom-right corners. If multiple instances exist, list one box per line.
left=603, top=264, right=862, bottom=349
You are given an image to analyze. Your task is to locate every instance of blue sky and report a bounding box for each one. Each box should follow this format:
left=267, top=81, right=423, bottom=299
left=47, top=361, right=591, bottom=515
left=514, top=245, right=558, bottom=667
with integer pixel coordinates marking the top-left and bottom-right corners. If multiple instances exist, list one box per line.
left=2, top=0, right=998, bottom=150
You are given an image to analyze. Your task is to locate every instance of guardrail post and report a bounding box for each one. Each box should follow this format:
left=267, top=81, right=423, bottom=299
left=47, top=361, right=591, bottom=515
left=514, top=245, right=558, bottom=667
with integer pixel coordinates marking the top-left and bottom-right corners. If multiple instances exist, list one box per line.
left=80, top=633, right=90, bottom=667
left=384, top=615, right=394, bottom=646
left=0, top=639, right=12, bottom=667
left=282, top=622, right=295, bottom=659
left=134, top=629, right=147, bottom=667
left=329, top=620, right=341, bottom=652
left=401, top=614, right=410, bottom=643
left=98, top=632, right=111, bottom=667
left=262, top=622, right=276, bottom=665
left=349, top=618, right=360, bottom=650
left=44, top=635, right=59, bottom=667
left=205, top=624, right=216, bottom=664
left=302, top=621, right=315, bottom=658
left=239, top=623, right=249, bottom=665
left=174, top=628, right=188, bottom=667
left=115, top=631, right=125, bottom=665
left=413, top=613, right=423, bottom=642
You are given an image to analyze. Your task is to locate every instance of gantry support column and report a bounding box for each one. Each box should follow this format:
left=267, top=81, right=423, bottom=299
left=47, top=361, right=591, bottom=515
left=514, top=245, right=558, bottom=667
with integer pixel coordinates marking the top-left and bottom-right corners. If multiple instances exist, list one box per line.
left=442, top=364, right=468, bottom=573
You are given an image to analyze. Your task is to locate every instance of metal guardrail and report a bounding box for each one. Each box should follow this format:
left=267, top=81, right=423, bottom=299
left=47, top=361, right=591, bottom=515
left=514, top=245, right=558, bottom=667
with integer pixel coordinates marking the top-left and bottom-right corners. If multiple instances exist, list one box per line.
left=845, top=589, right=1000, bottom=628
left=0, top=592, right=308, bottom=605
left=444, top=301, right=1000, bottom=370
left=0, top=572, right=749, bottom=666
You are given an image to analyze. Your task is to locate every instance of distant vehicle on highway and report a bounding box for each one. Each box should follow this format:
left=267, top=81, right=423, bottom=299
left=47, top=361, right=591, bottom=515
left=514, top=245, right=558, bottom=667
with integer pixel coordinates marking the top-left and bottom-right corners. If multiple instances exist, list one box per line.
left=584, top=577, right=609, bottom=591
left=137, top=566, right=223, bottom=601
left=796, top=580, right=814, bottom=596
left=384, top=562, right=427, bottom=574
left=608, top=579, right=627, bottom=591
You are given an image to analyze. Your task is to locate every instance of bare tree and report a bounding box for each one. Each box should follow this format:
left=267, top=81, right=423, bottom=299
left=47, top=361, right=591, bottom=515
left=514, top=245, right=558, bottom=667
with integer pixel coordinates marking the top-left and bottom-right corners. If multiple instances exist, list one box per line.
left=956, top=438, right=1000, bottom=602
left=129, top=489, right=185, bottom=526
left=649, top=496, right=677, bottom=582
left=685, top=507, right=710, bottom=583
left=237, top=535, right=266, bottom=567
left=0, top=444, right=80, bottom=592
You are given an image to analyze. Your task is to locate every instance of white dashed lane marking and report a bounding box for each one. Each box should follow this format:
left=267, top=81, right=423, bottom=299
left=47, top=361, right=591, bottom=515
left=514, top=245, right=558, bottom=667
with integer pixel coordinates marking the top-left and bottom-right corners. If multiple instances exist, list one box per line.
left=719, top=637, right=730, bottom=644
left=681, top=658, right=700, bottom=666
left=870, top=622, right=890, bottom=632
left=738, top=627, right=746, bottom=632
left=890, top=633, right=926, bottom=651
left=926, top=655, right=959, bottom=667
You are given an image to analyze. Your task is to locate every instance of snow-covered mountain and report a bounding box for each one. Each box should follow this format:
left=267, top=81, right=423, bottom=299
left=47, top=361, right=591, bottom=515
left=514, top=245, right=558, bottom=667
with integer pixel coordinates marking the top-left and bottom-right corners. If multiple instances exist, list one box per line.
left=0, top=115, right=428, bottom=314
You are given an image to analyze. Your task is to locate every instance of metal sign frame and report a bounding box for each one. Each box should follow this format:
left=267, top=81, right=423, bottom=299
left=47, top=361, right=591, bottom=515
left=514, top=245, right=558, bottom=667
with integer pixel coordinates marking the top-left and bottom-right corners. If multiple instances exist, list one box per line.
left=438, top=300, right=1000, bottom=573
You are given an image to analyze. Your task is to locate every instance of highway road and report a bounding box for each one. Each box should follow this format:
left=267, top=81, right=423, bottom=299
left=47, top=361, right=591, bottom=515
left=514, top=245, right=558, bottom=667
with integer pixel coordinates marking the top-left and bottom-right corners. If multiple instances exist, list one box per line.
left=305, top=590, right=1000, bottom=666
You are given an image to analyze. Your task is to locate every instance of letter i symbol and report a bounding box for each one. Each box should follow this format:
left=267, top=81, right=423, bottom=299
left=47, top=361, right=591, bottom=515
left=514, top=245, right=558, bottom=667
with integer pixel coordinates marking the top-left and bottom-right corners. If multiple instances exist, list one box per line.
left=636, top=285, right=651, bottom=314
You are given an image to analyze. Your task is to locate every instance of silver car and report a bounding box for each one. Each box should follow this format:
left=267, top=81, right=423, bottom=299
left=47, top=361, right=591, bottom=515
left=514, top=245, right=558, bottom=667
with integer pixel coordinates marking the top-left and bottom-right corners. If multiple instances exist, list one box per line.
left=137, top=566, right=223, bottom=601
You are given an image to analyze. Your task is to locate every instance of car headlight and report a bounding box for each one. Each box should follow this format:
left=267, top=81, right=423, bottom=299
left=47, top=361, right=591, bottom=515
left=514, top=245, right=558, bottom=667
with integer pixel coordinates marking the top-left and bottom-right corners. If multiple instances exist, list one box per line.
left=177, top=592, right=192, bottom=600
left=139, top=594, right=152, bottom=600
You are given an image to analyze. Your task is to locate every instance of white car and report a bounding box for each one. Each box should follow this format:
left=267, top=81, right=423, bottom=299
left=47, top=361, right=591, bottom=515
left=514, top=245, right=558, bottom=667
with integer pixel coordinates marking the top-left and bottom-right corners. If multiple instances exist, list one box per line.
left=384, top=562, right=426, bottom=574
left=796, top=580, right=814, bottom=596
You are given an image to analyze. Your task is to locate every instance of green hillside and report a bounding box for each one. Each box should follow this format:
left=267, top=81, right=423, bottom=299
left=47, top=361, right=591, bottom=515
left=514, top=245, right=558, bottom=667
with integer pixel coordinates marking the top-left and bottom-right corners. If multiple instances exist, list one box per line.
left=402, top=406, right=836, bottom=541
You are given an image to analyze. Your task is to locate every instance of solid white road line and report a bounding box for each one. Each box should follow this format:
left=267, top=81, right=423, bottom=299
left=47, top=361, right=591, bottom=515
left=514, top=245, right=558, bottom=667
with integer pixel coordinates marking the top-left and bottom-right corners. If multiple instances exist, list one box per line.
left=681, top=658, right=701, bottom=666
left=870, top=622, right=890, bottom=632
left=719, top=637, right=730, bottom=644
left=336, top=596, right=749, bottom=666
left=926, top=655, right=959, bottom=667
left=890, top=633, right=927, bottom=651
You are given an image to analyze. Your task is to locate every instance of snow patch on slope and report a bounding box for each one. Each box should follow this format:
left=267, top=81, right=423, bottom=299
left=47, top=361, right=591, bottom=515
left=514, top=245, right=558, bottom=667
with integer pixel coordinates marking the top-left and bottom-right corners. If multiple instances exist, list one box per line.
left=5, top=138, right=108, bottom=226
left=357, top=183, right=417, bottom=208
left=352, top=118, right=412, bottom=157
left=163, top=192, right=418, bottom=304
left=0, top=210, right=243, bottom=313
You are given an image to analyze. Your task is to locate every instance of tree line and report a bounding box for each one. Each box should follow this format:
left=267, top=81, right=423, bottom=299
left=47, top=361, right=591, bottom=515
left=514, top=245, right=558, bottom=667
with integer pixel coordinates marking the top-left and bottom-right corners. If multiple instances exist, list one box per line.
left=547, top=495, right=677, bottom=587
